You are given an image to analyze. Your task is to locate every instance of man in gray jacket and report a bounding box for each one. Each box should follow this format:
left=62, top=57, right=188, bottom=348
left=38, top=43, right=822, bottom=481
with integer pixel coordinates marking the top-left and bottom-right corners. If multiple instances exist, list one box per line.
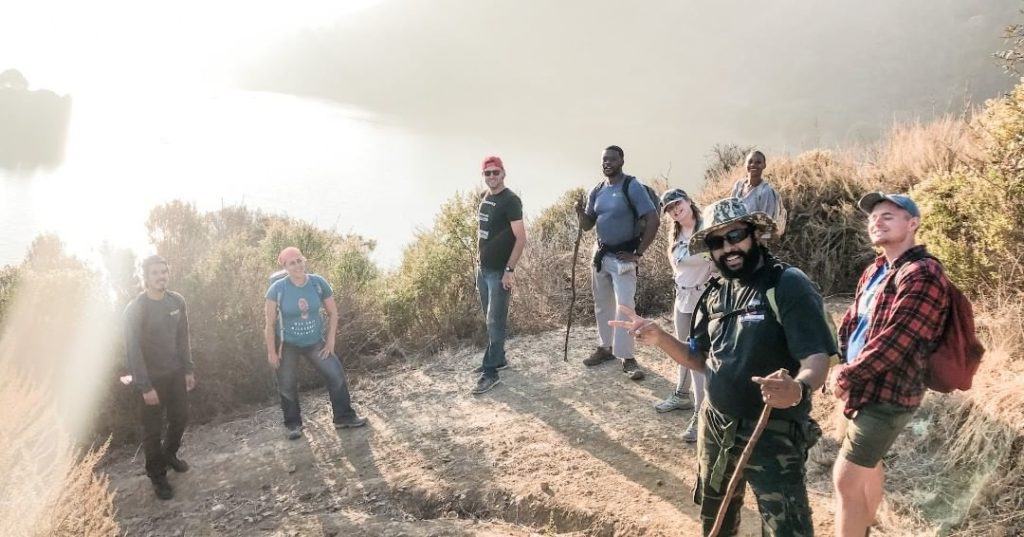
left=124, top=255, right=196, bottom=500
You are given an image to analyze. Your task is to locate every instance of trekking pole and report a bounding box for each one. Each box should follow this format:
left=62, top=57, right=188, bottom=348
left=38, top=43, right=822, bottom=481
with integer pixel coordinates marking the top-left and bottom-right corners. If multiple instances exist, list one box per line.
left=709, top=403, right=773, bottom=537
left=563, top=211, right=584, bottom=362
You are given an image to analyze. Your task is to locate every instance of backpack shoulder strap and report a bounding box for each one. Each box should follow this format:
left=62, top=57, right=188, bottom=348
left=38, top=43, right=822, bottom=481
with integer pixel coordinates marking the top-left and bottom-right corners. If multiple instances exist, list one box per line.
left=764, top=262, right=791, bottom=322
left=689, top=275, right=723, bottom=336
left=621, top=175, right=639, bottom=221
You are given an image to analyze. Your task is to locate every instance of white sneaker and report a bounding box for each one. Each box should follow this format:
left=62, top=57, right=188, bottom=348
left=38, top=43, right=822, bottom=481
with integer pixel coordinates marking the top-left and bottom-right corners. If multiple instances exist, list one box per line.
left=654, top=392, right=694, bottom=413
left=682, top=414, right=699, bottom=443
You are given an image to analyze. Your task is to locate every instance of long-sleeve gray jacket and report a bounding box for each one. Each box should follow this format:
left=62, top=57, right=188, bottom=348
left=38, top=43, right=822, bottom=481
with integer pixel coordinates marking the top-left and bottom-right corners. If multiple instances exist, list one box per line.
left=123, top=291, right=193, bottom=392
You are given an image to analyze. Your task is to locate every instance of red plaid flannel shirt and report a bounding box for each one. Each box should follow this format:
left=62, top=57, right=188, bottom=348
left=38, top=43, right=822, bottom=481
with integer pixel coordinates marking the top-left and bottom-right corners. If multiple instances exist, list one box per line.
left=836, top=245, right=949, bottom=417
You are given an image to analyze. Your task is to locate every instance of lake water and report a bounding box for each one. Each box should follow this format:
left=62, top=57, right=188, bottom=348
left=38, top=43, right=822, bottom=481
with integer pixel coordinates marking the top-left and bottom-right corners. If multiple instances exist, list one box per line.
left=0, top=88, right=594, bottom=268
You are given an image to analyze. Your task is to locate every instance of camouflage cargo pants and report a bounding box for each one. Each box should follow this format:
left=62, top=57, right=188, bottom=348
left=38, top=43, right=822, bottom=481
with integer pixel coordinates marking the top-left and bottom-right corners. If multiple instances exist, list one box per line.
left=693, top=404, right=816, bottom=536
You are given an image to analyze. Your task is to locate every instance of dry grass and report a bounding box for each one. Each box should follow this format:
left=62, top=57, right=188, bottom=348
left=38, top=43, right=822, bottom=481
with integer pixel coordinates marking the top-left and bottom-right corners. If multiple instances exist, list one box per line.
left=0, top=362, right=120, bottom=536
left=696, top=113, right=977, bottom=297
left=700, top=150, right=875, bottom=294
left=908, top=295, right=1024, bottom=536
left=864, top=116, right=981, bottom=193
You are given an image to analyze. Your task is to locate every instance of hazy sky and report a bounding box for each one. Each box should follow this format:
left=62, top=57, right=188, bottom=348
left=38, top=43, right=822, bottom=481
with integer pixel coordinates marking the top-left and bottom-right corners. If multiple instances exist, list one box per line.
left=0, top=0, right=1019, bottom=267
left=242, top=0, right=1020, bottom=179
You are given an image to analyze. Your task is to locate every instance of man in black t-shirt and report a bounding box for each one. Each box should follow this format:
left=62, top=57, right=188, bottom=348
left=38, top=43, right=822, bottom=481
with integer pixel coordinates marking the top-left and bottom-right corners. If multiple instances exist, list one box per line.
left=124, top=255, right=197, bottom=500
left=612, top=198, right=835, bottom=536
left=472, top=155, right=527, bottom=395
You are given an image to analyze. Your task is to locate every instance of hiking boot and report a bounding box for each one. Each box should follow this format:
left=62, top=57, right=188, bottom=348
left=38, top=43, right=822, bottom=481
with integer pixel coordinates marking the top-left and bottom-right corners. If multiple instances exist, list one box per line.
left=682, top=414, right=699, bottom=443
left=622, top=359, right=645, bottom=381
left=654, top=392, right=694, bottom=413
left=151, top=475, right=174, bottom=500
left=285, top=426, right=303, bottom=440
left=165, top=454, right=190, bottom=473
left=471, top=362, right=509, bottom=374
left=583, top=346, right=615, bottom=366
left=471, top=375, right=501, bottom=395
left=334, top=416, right=368, bottom=429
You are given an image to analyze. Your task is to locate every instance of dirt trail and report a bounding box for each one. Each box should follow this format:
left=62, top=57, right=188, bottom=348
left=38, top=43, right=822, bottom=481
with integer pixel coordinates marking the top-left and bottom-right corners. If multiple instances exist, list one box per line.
left=105, top=323, right=848, bottom=536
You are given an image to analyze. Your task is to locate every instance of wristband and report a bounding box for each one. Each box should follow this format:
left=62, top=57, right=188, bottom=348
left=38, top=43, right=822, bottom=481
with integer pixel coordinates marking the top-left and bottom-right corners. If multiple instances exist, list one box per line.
left=791, top=379, right=811, bottom=407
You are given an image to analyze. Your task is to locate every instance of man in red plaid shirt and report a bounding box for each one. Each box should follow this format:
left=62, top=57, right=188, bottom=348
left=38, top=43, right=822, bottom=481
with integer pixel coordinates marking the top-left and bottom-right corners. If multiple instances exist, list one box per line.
left=829, top=192, right=949, bottom=537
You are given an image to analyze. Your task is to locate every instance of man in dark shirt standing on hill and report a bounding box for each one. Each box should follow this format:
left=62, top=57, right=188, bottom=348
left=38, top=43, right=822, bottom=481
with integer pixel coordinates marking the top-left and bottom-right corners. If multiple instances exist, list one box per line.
left=472, top=155, right=527, bottom=394
left=613, top=198, right=835, bottom=536
left=574, top=145, right=659, bottom=380
left=124, top=255, right=196, bottom=500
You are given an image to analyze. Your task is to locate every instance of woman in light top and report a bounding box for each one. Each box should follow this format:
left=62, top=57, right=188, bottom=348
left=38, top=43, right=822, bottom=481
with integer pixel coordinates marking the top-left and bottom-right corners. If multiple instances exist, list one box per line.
left=653, top=189, right=715, bottom=443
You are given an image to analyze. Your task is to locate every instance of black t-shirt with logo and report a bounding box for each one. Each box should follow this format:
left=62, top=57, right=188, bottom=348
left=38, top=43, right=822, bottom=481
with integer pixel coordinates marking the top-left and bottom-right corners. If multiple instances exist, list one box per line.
left=478, top=188, right=523, bottom=270
left=693, top=264, right=837, bottom=421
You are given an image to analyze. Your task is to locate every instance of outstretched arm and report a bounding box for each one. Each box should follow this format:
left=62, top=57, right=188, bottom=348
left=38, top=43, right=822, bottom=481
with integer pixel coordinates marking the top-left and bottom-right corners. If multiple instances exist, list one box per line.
left=609, top=305, right=706, bottom=372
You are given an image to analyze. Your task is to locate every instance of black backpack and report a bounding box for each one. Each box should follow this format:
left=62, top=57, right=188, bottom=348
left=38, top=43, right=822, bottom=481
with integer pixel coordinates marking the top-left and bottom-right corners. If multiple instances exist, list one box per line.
left=589, top=175, right=662, bottom=237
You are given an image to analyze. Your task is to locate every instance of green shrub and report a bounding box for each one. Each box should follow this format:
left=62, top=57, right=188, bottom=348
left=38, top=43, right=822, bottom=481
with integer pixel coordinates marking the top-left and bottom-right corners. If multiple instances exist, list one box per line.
left=913, top=83, right=1024, bottom=292
left=383, top=191, right=481, bottom=352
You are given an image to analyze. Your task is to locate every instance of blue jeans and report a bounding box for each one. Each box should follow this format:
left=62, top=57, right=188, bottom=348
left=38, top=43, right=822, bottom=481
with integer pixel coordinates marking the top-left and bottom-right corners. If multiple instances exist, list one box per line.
left=477, top=267, right=510, bottom=379
left=277, top=340, right=355, bottom=428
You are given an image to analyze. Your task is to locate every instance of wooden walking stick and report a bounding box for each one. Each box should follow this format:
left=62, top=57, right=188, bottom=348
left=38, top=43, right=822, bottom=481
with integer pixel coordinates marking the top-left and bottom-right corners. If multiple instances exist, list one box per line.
left=709, top=403, right=774, bottom=537
left=563, top=211, right=584, bottom=362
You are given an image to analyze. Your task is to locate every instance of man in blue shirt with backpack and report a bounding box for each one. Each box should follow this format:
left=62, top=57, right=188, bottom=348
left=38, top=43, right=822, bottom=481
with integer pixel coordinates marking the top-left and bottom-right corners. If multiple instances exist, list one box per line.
left=574, top=145, right=660, bottom=380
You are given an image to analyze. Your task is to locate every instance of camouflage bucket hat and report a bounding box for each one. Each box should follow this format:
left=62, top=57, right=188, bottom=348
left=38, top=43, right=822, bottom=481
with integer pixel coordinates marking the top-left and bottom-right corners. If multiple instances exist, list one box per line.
left=689, top=197, right=778, bottom=254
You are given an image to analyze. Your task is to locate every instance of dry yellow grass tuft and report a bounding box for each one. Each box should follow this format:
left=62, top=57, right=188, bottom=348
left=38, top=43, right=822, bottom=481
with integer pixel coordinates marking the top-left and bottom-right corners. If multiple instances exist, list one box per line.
left=865, top=116, right=980, bottom=193
left=0, top=362, right=120, bottom=536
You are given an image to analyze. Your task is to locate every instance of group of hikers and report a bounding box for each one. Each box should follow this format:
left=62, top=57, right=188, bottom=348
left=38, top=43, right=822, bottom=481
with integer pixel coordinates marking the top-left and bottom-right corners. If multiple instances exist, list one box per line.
left=124, top=145, right=959, bottom=537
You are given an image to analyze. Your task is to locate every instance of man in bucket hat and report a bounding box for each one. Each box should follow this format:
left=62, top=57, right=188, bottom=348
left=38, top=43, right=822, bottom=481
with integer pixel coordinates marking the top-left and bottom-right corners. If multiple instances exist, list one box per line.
left=830, top=192, right=949, bottom=537
left=612, top=197, right=836, bottom=536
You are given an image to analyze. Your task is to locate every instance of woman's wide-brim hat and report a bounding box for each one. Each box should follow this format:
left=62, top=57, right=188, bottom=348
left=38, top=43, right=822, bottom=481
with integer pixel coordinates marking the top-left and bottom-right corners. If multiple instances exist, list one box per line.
left=688, top=197, right=778, bottom=254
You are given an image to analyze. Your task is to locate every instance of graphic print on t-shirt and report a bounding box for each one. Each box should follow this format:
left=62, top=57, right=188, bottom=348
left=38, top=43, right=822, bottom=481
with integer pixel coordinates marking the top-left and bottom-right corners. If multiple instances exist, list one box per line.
left=266, top=274, right=333, bottom=347
left=477, top=190, right=522, bottom=270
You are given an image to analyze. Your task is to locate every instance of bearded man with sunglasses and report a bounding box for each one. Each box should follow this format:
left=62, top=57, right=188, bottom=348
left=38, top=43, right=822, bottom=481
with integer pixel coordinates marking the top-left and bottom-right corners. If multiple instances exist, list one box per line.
left=472, top=155, right=527, bottom=395
left=612, top=198, right=835, bottom=536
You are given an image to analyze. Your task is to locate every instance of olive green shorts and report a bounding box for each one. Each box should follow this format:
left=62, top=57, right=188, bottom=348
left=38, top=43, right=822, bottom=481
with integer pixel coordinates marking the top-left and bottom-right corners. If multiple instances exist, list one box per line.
left=840, top=402, right=915, bottom=468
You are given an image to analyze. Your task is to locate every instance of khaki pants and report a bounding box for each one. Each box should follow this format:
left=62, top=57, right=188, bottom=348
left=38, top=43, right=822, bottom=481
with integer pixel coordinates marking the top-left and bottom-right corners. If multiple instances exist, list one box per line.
left=592, top=253, right=637, bottom=360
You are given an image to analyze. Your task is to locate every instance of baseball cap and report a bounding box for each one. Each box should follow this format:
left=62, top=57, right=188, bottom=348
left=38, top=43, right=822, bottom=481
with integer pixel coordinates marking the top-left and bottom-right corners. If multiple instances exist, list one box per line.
left=858, top=192, right=920, bottom=218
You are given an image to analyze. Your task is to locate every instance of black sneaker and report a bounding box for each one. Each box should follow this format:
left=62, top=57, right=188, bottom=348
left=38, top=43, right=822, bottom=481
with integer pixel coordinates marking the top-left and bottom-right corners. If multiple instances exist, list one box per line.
left=471, top=362, right=509, bottom=373
left=471, top=375, right=501, bottom=394
left=582, top=347, right=615, bottom=366
left=286, top=426, right=303, bottom=440
left=165, top=454, right=190, bottom=473
left=151, top=475, right=174, bottom=500
left=622, top=359, right=645, bottom=381
left=334, top=416, right=368, bottom=429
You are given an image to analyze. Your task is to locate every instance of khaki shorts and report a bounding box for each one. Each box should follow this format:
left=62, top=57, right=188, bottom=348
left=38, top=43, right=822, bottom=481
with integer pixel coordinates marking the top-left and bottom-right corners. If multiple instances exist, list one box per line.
left=840, top=402, right=915, bottom=468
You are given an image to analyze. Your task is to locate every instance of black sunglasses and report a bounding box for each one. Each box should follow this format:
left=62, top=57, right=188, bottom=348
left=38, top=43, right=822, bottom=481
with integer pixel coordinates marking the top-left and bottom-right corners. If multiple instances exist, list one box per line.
left=704, top=226, right=754, bottom=250
left=483, top=170, right=502, bottom=177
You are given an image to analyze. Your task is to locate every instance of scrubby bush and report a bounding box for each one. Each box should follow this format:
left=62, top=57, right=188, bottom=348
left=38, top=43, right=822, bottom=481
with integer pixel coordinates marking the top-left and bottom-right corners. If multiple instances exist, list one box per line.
left=701, top=151, right=876, bottom=295
left=0, top=239, right=120, bottom=536
left=133, top=203, right=387, bottom=439
left=0, top=360, right=120, bottom=537
left=383, top=191, right=482, bottom=352
left=913, top=84, right=1024, bottom=292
